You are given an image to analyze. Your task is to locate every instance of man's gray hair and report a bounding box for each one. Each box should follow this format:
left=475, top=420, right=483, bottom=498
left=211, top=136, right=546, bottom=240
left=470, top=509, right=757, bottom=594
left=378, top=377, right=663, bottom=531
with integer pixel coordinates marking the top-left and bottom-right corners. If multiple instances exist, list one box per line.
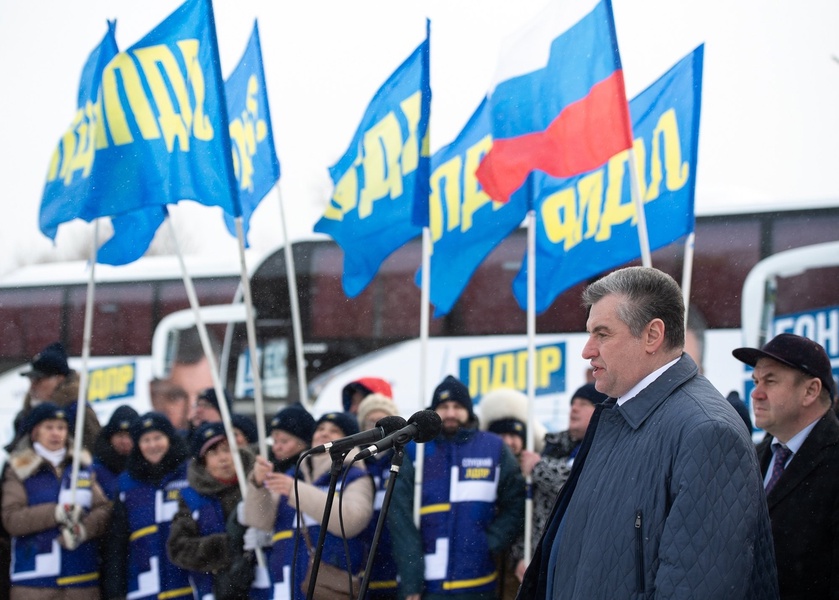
left=582, top=267, right=685, bottom=351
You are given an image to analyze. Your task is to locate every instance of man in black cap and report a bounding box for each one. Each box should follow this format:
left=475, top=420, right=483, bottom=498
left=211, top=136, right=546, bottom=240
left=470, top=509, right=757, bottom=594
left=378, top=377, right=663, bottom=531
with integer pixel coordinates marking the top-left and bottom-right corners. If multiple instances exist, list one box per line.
left=388, top=375, right=525, bottom=600
left=733, top=332, right=839, bottom=598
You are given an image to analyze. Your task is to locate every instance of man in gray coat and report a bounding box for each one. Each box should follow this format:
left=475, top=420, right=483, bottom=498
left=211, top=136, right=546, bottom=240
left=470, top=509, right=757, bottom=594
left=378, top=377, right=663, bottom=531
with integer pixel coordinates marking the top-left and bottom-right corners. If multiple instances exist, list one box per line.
left=517, top=267, right=778, bottom=599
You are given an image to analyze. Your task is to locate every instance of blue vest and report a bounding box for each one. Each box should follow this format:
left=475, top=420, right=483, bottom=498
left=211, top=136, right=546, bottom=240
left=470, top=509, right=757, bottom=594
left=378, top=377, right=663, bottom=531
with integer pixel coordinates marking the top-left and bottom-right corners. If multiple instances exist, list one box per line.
left=362, top=454, right=399, bottom=597
left=269, top=465, right=369, bottom=600
left=11, top=464, right=100, bottom=589
left=92, top=460, right=120, bottom=501
left=117, top=463, right=193, bottom=600
left=413, top=431, right=503, bottom=595
left=180, top=487, right=224, bottom=598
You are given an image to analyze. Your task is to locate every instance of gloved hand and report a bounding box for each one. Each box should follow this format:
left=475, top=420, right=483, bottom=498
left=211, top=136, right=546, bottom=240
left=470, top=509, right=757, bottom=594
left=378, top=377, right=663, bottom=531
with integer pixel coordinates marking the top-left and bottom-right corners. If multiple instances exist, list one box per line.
left=59, top=523, right=87, bottom=551
left=243, top=527, right=272, bottom=551
left=54, top=503, right=81, bottom=527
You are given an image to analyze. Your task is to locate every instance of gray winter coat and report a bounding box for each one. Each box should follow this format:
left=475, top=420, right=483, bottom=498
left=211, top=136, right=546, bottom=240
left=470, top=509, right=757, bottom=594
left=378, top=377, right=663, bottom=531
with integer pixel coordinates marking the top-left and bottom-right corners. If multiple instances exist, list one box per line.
left=518, top=354, right=778, bottom=599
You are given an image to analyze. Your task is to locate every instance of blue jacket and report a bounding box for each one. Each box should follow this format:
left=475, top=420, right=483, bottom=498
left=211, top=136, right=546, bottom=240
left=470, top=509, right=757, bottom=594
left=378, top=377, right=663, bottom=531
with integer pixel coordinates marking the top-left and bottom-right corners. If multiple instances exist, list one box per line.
left=518, top=354, right=779, bottom=599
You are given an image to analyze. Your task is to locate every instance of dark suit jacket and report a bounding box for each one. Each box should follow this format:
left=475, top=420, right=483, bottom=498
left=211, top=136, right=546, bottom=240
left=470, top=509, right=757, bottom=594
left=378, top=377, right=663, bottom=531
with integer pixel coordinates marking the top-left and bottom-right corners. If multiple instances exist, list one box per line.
left=758, top=410, right=839, bottom=600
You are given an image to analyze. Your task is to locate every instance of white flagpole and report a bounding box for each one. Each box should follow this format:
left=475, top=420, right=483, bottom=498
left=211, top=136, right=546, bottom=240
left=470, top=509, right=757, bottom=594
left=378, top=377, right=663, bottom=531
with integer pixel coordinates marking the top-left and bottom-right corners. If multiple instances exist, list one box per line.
left=70, top=221, right=99, bottom=505
left=681, top=232, right=696, bottom=327
left=233, top=216, right=269, bottom=461
left=524, top=211, right=536, bottom=561
left=628, top=148, right=652, bottom=268
left=274, top=186, right=309, bottom=411
left=413, top=227, right=431, bottom=527
left=168, top=218, right=248, bottom=496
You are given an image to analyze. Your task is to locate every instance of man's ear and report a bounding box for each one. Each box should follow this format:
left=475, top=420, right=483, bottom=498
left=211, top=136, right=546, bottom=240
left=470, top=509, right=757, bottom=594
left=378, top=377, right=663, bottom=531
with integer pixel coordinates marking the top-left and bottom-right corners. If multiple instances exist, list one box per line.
left=645, top=319, right=666, bottom=354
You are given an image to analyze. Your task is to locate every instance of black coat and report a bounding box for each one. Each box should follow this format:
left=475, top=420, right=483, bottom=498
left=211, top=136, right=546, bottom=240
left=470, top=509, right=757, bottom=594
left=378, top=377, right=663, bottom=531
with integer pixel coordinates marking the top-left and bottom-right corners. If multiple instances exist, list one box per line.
left=757, top=410, right=839, bottom=600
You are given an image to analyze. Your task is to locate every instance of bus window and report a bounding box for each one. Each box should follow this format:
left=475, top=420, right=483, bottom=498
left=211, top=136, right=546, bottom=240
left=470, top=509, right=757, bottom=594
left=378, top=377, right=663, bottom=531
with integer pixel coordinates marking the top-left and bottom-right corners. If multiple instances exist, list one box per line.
left=0, top=286, right=64, bottom=367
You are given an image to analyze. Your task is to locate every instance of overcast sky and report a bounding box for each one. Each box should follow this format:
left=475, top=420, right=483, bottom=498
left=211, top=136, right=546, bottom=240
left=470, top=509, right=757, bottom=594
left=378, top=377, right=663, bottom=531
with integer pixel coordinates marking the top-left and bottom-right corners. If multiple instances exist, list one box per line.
left=0, top=0, right=837, bottom=278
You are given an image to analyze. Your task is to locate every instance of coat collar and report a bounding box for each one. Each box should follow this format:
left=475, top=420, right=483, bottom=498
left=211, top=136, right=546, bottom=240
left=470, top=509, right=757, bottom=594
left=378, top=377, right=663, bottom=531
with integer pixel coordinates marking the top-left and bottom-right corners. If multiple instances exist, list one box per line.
left=611, top=353, right=699, bottom=430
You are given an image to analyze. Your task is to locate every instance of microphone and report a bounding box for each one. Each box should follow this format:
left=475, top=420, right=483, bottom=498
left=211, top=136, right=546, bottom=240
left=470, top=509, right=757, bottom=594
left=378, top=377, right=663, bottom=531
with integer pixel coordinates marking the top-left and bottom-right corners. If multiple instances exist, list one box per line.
left=356, top=410, right=442, bottom=460
left=308, top=415, right=406, bottom=456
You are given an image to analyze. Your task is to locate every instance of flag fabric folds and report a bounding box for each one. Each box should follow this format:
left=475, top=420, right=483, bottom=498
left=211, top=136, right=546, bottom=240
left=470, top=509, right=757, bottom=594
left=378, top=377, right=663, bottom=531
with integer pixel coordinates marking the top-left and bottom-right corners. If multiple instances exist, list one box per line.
left=223, top=20, right=280, bottom=244
left=421, top=98, right=528, bottom=317
left=40, top=0, right=239, bottom=243
left=513, top=45, right=705, bottom=312
left=476, top=0, right=633, bottom=203
left=314, top=24, right=431, bottom=298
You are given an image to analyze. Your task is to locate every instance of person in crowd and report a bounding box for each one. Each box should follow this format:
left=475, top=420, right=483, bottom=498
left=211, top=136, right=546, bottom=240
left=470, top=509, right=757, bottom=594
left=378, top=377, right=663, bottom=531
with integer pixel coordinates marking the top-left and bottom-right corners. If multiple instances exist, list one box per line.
left=2, top=402, right=111, bottom=599
left=342, top=377, right=393, bottom=415
left=92, top=405, right=139, bottom=501
left=733, top=333, right=839, bottom=598
left=685, top=305, right=753, bottom=433
left=102, top=412, right=193, bottom=600
left=266, top=403, right=316, bottom=472
left=357, top=393, right=403, bottom=599
left=149, top=378, right=190, bottom=435
left=478, top=387, right=544, bottom=600
left=167, top=421, right=257, bottom=599
left=388, top=375, right=525, bottom=600
left=243, top=411, right=374, bottom=600
left=518, top=266, right=778, bottom=598
left=189, top=387, right=231, bottom=430
left=231, top=413, right=259, bottom=451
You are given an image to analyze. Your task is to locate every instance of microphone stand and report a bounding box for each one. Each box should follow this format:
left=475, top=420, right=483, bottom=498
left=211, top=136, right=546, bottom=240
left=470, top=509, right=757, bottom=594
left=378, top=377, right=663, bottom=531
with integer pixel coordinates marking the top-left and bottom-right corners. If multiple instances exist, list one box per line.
left=306, top=448, right=347, bottom=600
left=357, top=444, right=405, bottom=600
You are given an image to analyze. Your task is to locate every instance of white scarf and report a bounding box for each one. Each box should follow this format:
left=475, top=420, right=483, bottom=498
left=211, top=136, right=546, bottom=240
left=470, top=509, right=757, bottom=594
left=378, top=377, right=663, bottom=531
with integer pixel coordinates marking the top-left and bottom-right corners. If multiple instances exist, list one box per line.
left=33, top=442, right=67, bottom=467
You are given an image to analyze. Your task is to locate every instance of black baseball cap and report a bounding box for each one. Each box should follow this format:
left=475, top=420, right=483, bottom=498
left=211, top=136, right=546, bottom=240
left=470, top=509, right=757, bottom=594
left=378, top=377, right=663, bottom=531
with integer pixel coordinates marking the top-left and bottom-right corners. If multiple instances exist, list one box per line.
left=733, top=333, right=836, bottom=401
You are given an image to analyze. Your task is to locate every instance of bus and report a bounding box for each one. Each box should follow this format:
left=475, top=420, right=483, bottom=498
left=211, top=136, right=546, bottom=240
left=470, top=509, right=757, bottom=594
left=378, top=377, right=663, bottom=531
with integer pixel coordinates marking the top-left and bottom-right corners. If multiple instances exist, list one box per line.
left=1, top=202, right=837, bottom=435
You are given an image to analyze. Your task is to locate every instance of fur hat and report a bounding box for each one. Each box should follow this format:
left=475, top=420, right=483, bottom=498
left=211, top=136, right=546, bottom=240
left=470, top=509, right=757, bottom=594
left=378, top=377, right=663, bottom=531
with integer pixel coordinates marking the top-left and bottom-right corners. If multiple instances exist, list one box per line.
left=103, top=405, right=140, bottom=439
left=190, top=421, right=228, bottom=459
left=269, top=404, right=316, bottom=445
left=478, top=388, right=546, bottom=453
left=24, top=402, right=70, bottom=435
left=21, top=342, right=71, bottom=378
left=342, top=377, right=393, bottom=411
left=431, top=375, right=473, bottom=418
left=131, top=412, right=177, bottom=444
left=316, top=412, right=359, bottom=437
left=357, top=393, right=399, bottom=428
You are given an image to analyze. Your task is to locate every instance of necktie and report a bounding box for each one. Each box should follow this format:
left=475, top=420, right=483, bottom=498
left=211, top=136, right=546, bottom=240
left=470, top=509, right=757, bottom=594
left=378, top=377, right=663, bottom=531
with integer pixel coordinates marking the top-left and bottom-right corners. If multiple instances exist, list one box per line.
left=765, top=444, right=792, bottom=494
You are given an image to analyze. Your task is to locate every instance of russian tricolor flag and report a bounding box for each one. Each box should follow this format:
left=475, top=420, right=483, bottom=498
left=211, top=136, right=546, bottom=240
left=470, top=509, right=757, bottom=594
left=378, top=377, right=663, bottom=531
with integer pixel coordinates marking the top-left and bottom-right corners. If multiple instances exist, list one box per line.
left=476, top=0, right=633, bottom=202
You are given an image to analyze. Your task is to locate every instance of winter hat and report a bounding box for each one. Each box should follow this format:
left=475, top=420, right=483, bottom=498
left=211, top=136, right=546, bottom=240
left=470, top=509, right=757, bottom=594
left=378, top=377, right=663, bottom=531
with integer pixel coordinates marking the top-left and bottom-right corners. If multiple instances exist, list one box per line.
left=103, top=405, right=140, bottom=439
left=316, top=412, right=359, bottom=437
left=131, top=411, right=177, bottom=444
left=571, top=383, right=609, bottom=406
left=21, top=342, right=71, bottom=378
left=197, top=388, right=233, bottom=412
left=191, top=421, right=228, bottom=459
left=24, top=402, right=70, bottom=435
left=231, top=413, right=258, bottom=444
left=431, top=375, right=473, bottom=418
left=357, top=393, right=399, bottom=428
left=479, top=388, right=546, bottom=453
left=269, top=404, right=316, bottom=445
left=342, top=377, right=393, bottom=411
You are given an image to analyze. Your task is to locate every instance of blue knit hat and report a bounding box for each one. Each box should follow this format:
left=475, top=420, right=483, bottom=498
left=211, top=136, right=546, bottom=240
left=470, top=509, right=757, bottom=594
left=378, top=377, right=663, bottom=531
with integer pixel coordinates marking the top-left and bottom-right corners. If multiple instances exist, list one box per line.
left=571, top=383, right=609, bottom=406
left=431, top=375, right=473, bottom=418
left=270, top=404, right=316, bottom=445
left=190, top=421, right=228, bottom=459
left=231, top=413, right=258, bottom=444
left=131, top=412, right=177, bottom=444
left=24, top=402, right=70, bottom=435
left=197, top=388, right=233, bottom=413
left=316, top=412, right=359, bottom=437
left=103, top=405, right=140, bottom=438
left=21, top=342, right=71, bottom=378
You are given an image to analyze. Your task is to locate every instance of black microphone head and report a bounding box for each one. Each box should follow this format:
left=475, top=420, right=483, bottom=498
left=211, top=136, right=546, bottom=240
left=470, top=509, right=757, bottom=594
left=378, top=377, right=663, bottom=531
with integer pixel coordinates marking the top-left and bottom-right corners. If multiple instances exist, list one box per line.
left=408, top=410, right=442, bottom=443
left=376, top=415, right=407, bottom=435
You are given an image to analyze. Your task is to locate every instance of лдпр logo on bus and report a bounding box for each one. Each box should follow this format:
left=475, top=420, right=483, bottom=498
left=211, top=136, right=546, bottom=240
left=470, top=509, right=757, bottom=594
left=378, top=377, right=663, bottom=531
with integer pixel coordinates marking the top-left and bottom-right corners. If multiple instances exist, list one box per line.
left=459, top=343, right=566, bottom=402
left=86, top=362, right=136, bottom=403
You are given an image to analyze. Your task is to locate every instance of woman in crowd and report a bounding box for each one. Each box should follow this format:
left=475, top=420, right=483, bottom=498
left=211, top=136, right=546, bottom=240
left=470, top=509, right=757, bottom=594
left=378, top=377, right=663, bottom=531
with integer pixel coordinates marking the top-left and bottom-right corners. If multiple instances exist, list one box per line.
left=167, top=421, right=256, bottom=599
left=356, top=394, right=402, bottom=599
left=102, top=412, right=192, bottom=600
left=267, top=404, right=316, bottom=472
left=2, top=402, right=111, bottom=599
left=244, top=411, right=374, bottom=600
left=91, top=405, right=139, bottom=501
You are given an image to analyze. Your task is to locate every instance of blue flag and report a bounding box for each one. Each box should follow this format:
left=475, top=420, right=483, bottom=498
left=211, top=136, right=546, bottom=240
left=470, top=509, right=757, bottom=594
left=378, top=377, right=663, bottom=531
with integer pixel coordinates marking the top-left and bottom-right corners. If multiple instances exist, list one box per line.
left=40, top=0, right=239, bottom=242
left=314, top=24, right=431, bottom=298
left=514, top=45, right=704, bottom=312
left=421, top=98, right=528, bottom=317
left=223, top=20, right=280, bottom=244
